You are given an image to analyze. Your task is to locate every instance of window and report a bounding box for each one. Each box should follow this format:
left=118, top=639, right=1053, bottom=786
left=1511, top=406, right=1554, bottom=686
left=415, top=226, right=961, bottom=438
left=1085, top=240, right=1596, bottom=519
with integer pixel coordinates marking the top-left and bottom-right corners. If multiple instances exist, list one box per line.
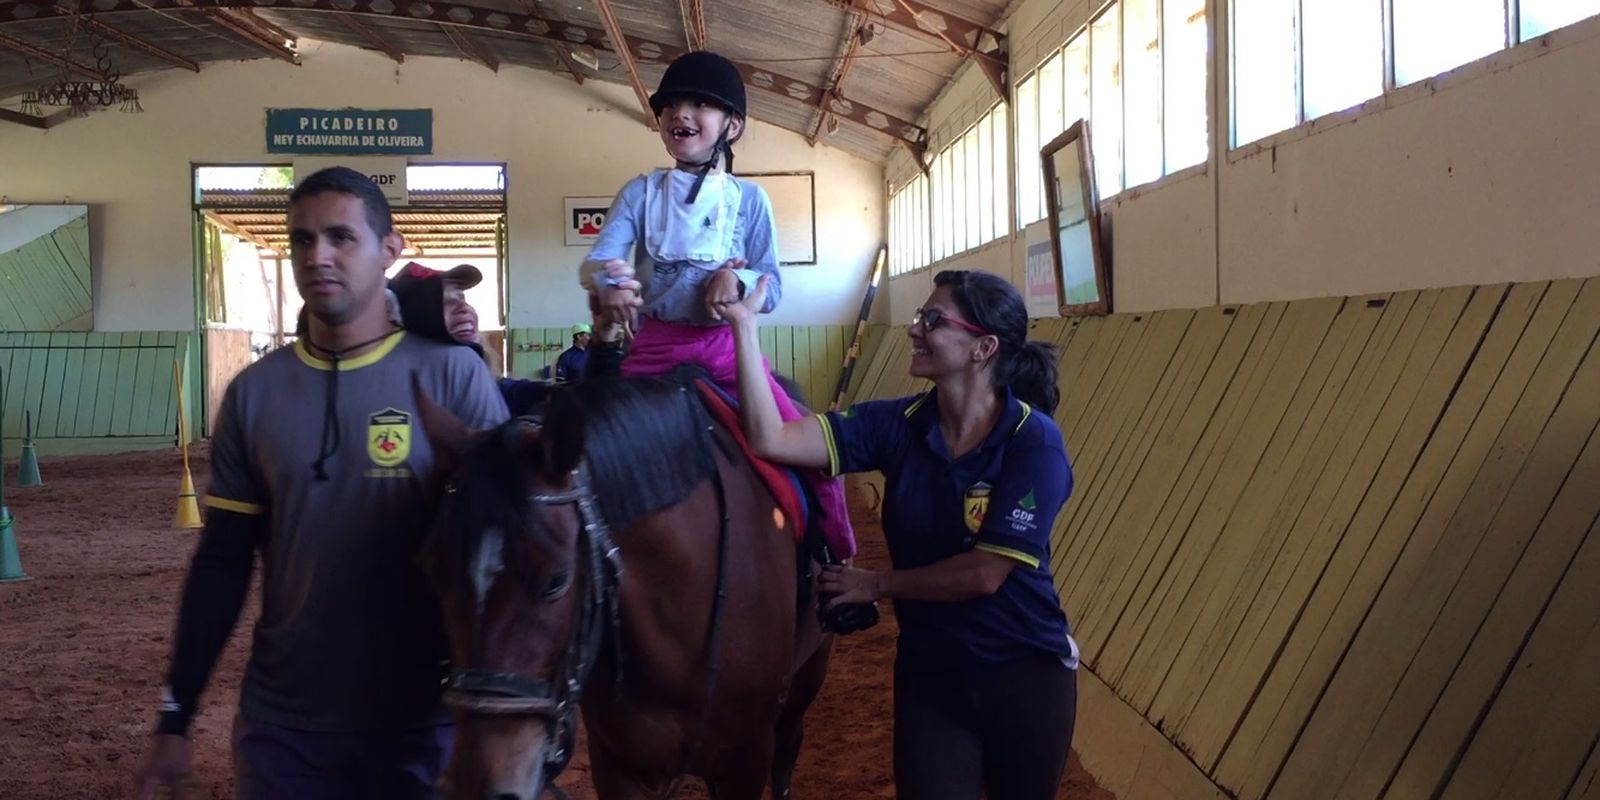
left=1302, top=0, right=1384, bottom=119
left=1016, top=76, right=1041, bottom=225
left=1015, top=0, right=1207, bottom=216
left=1395, top=0, right=1505, bottom=86
left=1123, top=0, right=1163, bottom=188
left=1522, top=0, right=1600, bottom=38
left=1164, top=0, right=1208, bottom=169
left=1233, top=0, right=1597, bottom=146
left=1231, top=0, right=1298, bottom=146
left=1090, top=8, right=1124, bottom=195
left=887, top=173, right=929, bottom=276
left=901, top=105, right=1011, bottom=267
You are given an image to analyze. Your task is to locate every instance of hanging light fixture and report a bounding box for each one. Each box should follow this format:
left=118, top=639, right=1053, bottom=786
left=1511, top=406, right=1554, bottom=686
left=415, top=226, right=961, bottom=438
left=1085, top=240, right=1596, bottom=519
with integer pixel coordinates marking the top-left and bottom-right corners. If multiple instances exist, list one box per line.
left=30, top=14, right=143, bottom=117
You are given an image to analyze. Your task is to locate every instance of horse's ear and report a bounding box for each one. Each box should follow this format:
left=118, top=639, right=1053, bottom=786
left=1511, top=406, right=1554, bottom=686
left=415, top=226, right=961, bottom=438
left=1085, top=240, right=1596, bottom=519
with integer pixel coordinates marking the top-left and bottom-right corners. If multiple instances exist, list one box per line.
left=534, top=390, right=585, bottom=484
left=413, top=371, right=472, bottom=471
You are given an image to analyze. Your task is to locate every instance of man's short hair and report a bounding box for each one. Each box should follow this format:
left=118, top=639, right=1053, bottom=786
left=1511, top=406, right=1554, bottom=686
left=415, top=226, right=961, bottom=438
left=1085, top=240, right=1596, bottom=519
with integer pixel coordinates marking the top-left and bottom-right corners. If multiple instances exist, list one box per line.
left=289, top=166, right=395, bottom=238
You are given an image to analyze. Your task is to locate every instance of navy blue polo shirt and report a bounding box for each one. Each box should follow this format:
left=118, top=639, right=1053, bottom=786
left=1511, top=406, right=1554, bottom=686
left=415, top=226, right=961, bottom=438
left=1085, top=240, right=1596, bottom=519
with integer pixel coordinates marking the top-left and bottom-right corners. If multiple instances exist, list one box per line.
left=820, top=389, right=1079, bottom=673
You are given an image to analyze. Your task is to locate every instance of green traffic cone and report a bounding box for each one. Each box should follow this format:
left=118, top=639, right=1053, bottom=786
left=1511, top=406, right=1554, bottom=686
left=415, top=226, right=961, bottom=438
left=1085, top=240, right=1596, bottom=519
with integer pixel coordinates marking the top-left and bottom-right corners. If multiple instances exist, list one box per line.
left=0, top=506, right=30, bottom=583
left=16, top=410, right=42, bottom=487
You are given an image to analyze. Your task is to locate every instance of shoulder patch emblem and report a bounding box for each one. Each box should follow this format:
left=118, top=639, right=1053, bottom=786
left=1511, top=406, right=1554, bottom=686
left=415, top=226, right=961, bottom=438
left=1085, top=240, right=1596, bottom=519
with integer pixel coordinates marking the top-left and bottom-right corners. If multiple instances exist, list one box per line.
left=368, top=407, right=412, bottom=467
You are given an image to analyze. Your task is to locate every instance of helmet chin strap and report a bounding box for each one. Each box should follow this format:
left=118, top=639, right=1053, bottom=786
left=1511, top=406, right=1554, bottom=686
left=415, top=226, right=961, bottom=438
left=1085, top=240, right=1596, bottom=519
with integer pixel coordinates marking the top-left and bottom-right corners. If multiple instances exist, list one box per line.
left=676, top=120, right=734, bottom=204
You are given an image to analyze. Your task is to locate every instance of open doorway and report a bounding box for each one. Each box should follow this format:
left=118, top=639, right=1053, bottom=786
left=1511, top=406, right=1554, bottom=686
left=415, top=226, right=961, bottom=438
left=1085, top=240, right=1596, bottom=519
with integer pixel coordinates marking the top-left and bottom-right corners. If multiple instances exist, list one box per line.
left=191, top=163, right=508, bottom=433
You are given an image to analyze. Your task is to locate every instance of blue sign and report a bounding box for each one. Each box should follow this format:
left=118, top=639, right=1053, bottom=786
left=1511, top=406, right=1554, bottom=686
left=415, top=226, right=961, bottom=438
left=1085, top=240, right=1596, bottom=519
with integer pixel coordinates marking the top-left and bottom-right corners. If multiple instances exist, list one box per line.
left=265, top=108, right=432, bottom=155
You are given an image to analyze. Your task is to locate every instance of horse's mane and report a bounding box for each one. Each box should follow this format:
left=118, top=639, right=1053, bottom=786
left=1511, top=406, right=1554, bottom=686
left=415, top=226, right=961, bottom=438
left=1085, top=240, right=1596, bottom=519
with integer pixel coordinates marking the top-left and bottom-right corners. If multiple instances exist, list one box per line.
left=542, top=368, right=720, bottom=535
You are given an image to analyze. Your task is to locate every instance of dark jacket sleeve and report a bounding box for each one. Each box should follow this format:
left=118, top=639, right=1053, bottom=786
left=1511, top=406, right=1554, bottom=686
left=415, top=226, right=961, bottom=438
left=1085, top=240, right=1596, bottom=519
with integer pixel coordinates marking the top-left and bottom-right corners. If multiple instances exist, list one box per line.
left=155, top=509, right=265, bottom=735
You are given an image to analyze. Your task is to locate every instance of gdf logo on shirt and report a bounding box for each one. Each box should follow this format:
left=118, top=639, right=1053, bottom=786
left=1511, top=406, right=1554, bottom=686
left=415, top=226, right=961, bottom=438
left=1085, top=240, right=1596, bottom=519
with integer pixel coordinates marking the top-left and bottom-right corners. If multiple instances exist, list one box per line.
left=367, top=408, right=412, bottom=467
left=1009, top=489, right=1039, bottom=532
left=964, top=482, right=992, bottom=533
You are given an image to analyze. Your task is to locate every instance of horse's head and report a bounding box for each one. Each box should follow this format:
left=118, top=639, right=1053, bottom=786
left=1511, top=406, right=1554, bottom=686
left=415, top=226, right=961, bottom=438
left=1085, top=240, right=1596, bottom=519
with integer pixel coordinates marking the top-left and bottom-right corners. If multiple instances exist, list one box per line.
left=414, top=378, right=603, bottom=800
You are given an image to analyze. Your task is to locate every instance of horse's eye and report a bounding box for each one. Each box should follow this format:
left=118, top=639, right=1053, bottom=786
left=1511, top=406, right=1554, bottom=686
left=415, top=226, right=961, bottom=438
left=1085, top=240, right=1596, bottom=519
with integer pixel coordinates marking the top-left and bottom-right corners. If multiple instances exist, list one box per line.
left=542, top=571, right=572, bottom=600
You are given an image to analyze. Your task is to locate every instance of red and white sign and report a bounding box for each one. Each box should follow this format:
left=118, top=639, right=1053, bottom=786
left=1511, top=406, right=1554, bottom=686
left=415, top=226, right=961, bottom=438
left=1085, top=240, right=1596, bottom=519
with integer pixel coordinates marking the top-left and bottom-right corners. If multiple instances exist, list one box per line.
left=564, top=196, right=613, bottom=246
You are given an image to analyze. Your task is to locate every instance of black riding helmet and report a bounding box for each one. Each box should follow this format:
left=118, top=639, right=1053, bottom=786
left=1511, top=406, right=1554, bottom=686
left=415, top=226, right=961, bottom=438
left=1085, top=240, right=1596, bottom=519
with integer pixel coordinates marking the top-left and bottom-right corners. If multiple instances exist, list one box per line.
left=650, top=51, right=747, bottom=203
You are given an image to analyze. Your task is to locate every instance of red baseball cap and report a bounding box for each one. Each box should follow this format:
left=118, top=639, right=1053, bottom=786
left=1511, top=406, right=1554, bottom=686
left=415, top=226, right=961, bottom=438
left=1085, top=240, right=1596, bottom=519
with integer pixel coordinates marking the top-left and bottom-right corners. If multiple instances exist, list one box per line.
left=390, top=261, right=483, bottom=289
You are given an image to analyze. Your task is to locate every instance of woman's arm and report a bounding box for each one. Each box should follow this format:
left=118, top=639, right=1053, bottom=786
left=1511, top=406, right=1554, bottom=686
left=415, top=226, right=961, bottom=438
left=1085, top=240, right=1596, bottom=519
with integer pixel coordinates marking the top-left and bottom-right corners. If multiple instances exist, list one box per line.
left=818, top=551, right=1020, bottom=607
left=721, top=276, right=832, bottom=469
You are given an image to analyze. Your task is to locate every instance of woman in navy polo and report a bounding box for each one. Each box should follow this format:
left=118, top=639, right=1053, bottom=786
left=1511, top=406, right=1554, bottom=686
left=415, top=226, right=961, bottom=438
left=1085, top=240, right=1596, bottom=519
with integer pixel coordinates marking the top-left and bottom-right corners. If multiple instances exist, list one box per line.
left=715, top=268, right=1078, bottom=799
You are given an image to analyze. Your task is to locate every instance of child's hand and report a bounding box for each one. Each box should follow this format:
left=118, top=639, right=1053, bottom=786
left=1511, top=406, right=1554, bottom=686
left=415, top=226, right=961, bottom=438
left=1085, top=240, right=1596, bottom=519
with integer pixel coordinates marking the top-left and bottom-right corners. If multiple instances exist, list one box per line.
left=713, top=274, right=770, bottom=328
left=704, top=260, right=747, bottom=321
left=597, top=259, right=643, bottom=333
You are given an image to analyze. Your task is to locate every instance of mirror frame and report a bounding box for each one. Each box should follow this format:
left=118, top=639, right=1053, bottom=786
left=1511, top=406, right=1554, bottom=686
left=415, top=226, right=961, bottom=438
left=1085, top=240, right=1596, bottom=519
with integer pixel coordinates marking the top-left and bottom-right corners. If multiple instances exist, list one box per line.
left=1040, top=120, right=1110, bottom=316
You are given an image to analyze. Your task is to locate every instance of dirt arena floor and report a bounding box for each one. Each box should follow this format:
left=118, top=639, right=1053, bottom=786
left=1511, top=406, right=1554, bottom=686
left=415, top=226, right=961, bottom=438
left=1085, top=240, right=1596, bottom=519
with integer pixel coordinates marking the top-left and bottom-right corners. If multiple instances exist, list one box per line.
left=0, top=446, right=1111, bottom=799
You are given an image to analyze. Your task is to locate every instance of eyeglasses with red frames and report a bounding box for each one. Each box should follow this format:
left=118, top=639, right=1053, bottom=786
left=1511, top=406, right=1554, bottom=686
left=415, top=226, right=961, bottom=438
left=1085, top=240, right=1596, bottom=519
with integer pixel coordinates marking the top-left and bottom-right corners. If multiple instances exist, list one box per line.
left=911, top=307, right=990, bottom=336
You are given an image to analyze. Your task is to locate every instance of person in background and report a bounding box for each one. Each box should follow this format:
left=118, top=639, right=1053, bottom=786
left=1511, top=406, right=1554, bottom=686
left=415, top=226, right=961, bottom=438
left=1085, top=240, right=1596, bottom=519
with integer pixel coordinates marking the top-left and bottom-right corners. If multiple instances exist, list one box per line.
left=555, top=323, right=592, bottom=383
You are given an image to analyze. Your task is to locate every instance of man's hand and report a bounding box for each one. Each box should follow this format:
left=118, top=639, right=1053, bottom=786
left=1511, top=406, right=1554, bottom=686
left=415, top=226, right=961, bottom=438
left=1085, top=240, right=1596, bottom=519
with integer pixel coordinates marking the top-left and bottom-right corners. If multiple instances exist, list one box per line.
left=596, top=259, right=643, bottom=333
left=134, top=734, right=192, bottom=800
left=704, top=259, right=749, bottom=321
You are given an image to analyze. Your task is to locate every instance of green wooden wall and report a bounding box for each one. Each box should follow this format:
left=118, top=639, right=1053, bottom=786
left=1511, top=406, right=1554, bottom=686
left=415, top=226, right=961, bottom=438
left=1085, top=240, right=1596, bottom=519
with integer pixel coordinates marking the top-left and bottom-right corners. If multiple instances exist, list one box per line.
left=0, top=210, right=93, bottom=332
left=508, top=324, right=890, bottom=412
left=0, top=332, right=201, bottom=456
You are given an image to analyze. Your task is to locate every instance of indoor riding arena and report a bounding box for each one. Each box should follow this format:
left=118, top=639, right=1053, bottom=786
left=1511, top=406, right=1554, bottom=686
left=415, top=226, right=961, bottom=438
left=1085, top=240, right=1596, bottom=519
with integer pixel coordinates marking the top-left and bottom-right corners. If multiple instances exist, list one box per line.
left=5, top=0, right=1600, bottom=799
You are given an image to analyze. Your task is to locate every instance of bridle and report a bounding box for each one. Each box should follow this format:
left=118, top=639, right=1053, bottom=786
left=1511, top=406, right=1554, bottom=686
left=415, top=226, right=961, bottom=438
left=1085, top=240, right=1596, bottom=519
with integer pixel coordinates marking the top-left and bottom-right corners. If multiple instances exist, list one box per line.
left=439, top=400, right=734, bottom=800
left=440, top=457, right=625, bottom=799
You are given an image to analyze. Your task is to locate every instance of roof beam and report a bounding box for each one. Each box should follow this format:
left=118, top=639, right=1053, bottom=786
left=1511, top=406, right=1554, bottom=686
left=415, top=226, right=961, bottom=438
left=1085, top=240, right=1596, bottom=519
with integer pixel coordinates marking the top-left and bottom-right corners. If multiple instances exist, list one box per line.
left=201, top=8, right=299, bottom=64
left=518, top=1, right=585, bottom=84
left=3, top=0, right=925, bottom=146
left=203, top=210, right=284, bottom=256
left=826, top=0, right=1007, bottom=98
left=81, top=17, right=200, bottom=72
left=593, top=0, right=657, bottom=131
left=440, top=23, right=498, bottom=72
left=809, top=13, right=864, bottom=146
left=333, top=12, right=403, bottom=63
left=678, top=0, right=707, bottom=51
left=0, top=30, right=111, bottom=80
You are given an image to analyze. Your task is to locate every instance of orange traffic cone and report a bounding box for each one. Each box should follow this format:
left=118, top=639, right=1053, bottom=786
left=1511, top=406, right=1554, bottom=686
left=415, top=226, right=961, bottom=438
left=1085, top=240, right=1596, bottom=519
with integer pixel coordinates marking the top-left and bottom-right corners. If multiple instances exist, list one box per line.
left=173, top=360, right=202, bottom=529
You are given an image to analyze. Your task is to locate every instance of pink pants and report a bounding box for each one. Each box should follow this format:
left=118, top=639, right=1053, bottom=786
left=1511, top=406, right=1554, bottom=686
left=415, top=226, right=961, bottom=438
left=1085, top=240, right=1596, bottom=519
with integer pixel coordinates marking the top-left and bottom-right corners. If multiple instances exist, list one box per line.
left=622, top=319, right=857, bottom=559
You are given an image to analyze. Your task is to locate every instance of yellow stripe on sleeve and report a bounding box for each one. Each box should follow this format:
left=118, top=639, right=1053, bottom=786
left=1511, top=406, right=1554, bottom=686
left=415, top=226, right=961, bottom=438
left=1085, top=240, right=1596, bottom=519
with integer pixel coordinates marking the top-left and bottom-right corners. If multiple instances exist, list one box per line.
left=815, top=413, right=841, bottom=477
left=205, top=496, right=266, bottom=515
left=975, top=543, right=1041, bottom=569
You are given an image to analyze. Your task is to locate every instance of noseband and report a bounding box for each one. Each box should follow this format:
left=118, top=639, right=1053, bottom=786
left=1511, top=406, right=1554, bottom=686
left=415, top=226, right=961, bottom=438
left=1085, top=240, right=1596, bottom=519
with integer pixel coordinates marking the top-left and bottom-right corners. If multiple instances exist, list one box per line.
left=440, top=456, right=625, bottom=792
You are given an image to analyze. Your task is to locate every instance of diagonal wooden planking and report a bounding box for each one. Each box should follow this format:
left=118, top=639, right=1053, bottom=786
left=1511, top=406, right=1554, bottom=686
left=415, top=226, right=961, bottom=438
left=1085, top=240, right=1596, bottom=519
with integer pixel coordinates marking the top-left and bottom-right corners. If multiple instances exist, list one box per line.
left=1121, top=298, right=1344, bottom=716
left=1417, top=355, right=1600, bottom=799
left=1070, top=304, right=1269, bottom=660
left=1095, top=301, right=1295, bottom=686
left=1141, top=294, right=1380, bottom=737
left=1262, top=278, right=1585, bottom=799
left=1334, top=278, right=1600, bottom=800
left=1186, top=285, right=1494, bottom=776
left=1171, top=288, right=1469, bottom=749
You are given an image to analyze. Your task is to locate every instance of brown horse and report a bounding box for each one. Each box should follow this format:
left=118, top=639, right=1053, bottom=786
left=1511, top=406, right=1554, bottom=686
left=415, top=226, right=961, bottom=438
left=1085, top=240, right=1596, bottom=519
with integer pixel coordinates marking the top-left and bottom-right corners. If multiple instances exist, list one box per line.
left=415, top=371, right=834, bottom=800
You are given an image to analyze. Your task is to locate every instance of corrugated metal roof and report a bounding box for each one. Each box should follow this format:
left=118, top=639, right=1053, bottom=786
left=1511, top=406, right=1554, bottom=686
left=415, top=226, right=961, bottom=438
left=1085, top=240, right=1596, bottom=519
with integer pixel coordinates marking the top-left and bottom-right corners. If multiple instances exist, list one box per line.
left=0, top=0, right=1015, bottom=163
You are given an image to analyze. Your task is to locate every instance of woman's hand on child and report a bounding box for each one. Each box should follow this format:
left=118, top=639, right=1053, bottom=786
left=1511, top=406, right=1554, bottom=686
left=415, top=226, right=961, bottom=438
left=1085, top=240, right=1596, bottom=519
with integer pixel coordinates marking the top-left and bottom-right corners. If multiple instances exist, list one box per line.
left=713, top=273, right=770, bottom=328
left=705, top=260, right=748, bottom=321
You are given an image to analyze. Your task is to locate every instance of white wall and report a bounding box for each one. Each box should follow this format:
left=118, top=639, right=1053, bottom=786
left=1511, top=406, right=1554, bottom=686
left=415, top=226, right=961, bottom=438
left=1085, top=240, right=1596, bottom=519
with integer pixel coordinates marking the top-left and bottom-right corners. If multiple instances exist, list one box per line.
left=886, top=2, right=1600, bottom=317
left=0, top=39, right=885, bottom=331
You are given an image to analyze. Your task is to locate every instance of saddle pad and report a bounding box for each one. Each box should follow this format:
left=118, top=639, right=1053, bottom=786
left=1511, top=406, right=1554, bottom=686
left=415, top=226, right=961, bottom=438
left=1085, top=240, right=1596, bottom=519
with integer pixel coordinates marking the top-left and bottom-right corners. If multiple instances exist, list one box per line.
left=692, top=379, right=809, bottom=542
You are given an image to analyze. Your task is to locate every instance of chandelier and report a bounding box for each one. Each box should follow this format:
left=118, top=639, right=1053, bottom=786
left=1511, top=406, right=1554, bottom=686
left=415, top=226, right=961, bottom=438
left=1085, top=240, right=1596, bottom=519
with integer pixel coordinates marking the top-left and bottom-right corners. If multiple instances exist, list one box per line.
left=18, top=16, right=142, bottom=118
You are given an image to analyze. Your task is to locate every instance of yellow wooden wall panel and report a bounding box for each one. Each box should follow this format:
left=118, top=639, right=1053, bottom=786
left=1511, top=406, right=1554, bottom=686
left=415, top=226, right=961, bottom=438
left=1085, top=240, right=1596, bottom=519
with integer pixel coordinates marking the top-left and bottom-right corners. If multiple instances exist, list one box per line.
left=1404, top=353, right=1600, bottom=799
left=1125, top=298, right=1343, bottom=718
left=1338, top=280, right=1600, bottom=800
left=1052, top=311, right=1197, bottom=608
left=1191, top=286, right=1493, bottom=777
left=1215, top=282, right=1540, bottom=798
left=1266, top=279, right=1586, bottom=799
left=1071, top=305, right=1269, bottom=661
left=1096, top=302, right=1294, bottom=687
